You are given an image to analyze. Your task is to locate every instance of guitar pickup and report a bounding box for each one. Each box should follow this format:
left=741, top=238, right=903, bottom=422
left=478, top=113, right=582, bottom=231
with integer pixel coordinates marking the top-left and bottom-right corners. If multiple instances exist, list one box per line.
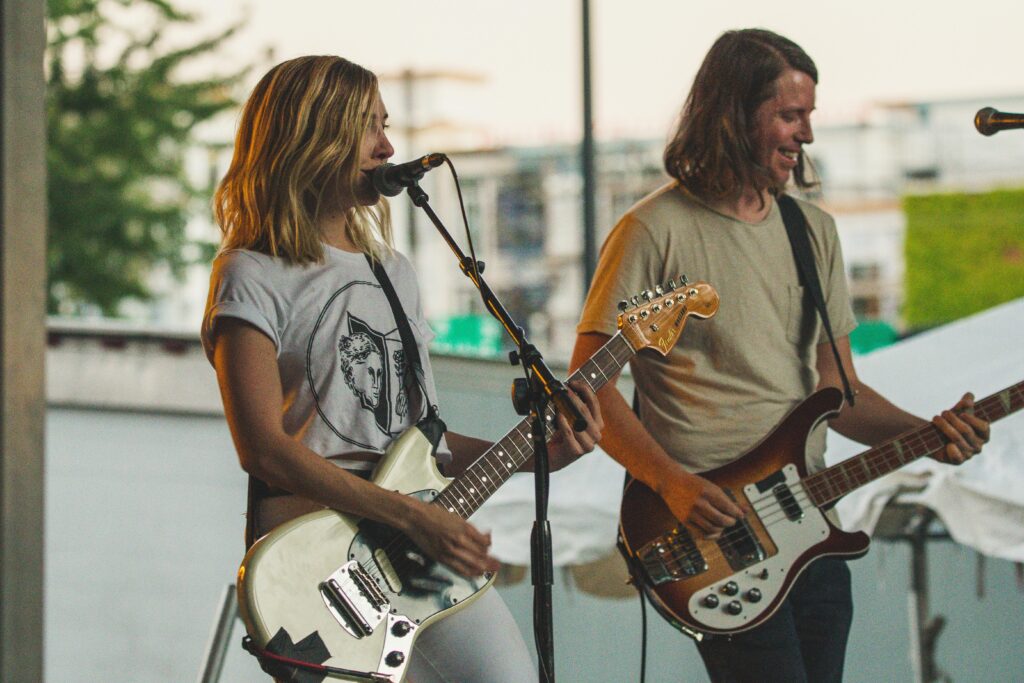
left=320, top=561, right=390, bottom=639
left=717, top=517, right=766, bottom=572
left=773, top=483, right=804, bottom=522
left=637, top=526, right=707, bottom=585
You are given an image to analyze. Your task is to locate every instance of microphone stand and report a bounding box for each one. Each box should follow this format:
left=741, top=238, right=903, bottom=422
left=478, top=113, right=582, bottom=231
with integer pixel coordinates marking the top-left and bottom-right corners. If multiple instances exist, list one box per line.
left=405, top=181, right=581, bottom=683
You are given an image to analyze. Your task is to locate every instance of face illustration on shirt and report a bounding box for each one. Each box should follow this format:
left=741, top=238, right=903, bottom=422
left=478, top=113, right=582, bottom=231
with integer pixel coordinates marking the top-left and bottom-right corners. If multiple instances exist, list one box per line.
left=338, top=332, right=384, bottom=409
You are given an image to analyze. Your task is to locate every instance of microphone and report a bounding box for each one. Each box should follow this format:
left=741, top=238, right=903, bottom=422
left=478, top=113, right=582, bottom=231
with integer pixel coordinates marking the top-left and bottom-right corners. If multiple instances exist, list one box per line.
left=372, top=153, right=447, bottom=196
left=974, top=107, right=1024, bottom=136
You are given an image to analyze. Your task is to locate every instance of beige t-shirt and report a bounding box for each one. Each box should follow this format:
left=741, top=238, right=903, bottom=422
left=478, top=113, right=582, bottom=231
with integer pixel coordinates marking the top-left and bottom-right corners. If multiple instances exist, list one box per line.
left=578, top=182, right=857, bottom=475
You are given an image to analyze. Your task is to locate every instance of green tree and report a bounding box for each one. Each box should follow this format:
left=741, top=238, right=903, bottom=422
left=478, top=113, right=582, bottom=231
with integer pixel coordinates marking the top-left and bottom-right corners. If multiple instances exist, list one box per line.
left=46, top=0, right=244, bottom=315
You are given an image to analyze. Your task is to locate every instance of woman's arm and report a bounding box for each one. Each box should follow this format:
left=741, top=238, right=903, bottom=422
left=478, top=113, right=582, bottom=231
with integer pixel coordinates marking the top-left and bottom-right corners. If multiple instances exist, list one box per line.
left=212, top=317, right=498, bottom=576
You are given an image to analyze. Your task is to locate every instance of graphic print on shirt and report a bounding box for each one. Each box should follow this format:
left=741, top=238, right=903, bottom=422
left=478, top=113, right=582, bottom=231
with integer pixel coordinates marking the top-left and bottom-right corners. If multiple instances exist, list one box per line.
left=307, top=280, right=425, bottom=450
left=338, top=314, right=393, bottom=434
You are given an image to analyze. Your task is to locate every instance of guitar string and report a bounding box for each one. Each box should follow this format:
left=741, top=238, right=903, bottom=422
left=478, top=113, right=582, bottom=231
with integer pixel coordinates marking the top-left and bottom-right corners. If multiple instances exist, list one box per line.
left=660, top=407, right=994, bottom=565
left=347, top=336, right=634, bottom=591
left=655, top=420, right=942, bottom=565
left=634, top=385, right=1024, bottom=575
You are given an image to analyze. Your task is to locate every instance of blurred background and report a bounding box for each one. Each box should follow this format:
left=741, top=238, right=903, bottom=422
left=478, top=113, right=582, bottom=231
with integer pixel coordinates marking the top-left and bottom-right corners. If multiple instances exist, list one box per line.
left=9, top=0, right=1024, bottom=681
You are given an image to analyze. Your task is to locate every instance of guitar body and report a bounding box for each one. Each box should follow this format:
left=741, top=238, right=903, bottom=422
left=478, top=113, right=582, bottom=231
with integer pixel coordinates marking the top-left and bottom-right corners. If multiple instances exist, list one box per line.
left=237, top=426, right=492, bottom=682
left=619, top=388, right=870, bottom=637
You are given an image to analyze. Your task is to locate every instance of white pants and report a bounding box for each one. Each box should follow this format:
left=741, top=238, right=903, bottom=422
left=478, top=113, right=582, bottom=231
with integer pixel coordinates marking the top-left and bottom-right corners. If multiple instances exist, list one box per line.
left=408, top=588, right=535, bottom=683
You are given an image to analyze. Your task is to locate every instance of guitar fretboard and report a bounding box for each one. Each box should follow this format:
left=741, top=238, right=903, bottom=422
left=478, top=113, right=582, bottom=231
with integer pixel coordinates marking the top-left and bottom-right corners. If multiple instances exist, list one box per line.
left=804, top=381, right=1024, bottom=508
left=433, top=333, right=635, bottom=519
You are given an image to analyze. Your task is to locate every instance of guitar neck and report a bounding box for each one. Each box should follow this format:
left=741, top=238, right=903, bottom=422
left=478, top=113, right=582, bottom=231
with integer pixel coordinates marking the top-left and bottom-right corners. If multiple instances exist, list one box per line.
left=433, top=332, right=636, bottom=519
left=805, top=381, right=1024, bottom=508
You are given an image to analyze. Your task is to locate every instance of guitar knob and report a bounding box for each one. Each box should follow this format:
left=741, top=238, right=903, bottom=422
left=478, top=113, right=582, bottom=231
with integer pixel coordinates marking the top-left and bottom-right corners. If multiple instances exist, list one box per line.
left=721, top=581, right=739, bottom=596
left=758, top=568, right=770, bottom=580
left=391, top=620, right=412, bottom=637
left=702, top=594, right=720, bottom=608
left=745, top=588, right=762, bottom=603
left=726, top=600, right=743, bottom=615
left=385, top=651, right=406, bottom=667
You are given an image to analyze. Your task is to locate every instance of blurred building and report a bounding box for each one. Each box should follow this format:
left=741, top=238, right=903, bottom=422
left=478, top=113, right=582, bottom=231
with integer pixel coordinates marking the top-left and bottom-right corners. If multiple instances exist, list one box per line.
left=146, top=94, right=1024, bottom=360
left=410, top=94, right=1024, bottom=359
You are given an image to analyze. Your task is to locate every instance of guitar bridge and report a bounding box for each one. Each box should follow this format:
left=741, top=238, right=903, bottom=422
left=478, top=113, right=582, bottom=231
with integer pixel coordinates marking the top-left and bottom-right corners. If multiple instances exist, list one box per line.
left=637, top=525, right=707, bottom=585
left=320, top=561, right=390, bottom=639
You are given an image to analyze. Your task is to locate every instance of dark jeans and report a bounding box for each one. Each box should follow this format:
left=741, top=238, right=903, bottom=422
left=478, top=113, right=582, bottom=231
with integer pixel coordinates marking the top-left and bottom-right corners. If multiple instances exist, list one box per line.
left=695, top=557, right=853, bottom=683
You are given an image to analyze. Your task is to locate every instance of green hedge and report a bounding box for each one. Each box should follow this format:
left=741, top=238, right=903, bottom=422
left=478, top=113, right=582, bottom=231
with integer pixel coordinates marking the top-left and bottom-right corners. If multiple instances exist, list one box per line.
left=903, top=188, right=1024, bottom=329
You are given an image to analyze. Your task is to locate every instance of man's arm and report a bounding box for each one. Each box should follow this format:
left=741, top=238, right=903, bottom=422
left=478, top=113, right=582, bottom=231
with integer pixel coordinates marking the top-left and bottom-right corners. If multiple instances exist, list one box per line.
left=816, top=335, right=989, bottom=464
left=571, top=332, right=742, bottom=536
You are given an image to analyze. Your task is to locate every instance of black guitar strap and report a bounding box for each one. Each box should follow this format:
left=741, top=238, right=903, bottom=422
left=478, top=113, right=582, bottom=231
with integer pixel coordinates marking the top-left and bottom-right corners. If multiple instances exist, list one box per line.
left=364, top=253, right=430, bottom=418
left=364, top=253, right=447, bottom=460
left=778, top=193, right=856, bottom=407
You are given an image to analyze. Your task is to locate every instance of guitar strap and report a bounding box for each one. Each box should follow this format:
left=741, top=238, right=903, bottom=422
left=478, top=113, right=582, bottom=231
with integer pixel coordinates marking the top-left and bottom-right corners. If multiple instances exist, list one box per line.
left=364, top=253, right=431, bottom=420
left=364, top=253, right=447, bottom=456
left=777, top=193, right=857, bottom=407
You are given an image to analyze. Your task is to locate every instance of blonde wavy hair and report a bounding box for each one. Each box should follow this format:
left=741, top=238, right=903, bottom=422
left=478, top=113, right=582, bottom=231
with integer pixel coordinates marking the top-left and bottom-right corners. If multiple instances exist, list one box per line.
left=215, top=56, right=392, bottom=263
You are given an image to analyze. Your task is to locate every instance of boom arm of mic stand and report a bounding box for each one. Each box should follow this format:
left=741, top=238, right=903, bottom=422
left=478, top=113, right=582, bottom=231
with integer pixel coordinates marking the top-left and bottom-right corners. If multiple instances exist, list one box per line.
left=405, top=183, right=587, bottom=432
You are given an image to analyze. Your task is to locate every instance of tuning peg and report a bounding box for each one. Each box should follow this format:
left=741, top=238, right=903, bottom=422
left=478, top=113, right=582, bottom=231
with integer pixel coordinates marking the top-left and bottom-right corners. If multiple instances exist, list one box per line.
left=667, top=278, right=677, bottom=291
left=655, top=285, right=664, bottom=295
left=680, top=275, right=690, bottom=286
left=617, top=300, right=630, bottom=312
left=642, top=290, right=653, bottom=301
left=630, top=295, right=640, bottom=306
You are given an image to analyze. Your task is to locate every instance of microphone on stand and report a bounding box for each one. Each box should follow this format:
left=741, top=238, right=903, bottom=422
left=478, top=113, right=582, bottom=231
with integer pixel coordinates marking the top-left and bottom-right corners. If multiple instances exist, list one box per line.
left=372, top=153, right=447, bottom=196
left=974, top=107, right=1024, bottom=136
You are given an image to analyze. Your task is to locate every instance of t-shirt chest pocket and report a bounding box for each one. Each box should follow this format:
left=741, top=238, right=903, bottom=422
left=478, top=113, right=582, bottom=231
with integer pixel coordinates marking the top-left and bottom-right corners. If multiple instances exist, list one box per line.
left=786, top=285, right=821, bottom=346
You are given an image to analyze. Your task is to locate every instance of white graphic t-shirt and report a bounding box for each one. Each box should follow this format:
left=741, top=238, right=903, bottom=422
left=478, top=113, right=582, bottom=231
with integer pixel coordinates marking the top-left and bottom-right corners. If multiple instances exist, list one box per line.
left=201, top=245, right=449, bottom=471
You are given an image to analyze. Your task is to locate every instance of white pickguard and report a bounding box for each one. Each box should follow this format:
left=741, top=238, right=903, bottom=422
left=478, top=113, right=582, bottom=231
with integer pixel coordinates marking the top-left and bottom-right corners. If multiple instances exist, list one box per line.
left=237, top=427, right=493, bottom=682
left=686, top=464, right=830, bottom=632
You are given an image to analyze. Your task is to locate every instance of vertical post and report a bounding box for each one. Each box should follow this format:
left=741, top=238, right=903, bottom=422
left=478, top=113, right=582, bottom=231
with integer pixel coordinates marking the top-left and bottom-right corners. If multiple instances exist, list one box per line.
left=403, top=69, right=418, bottom=255
left=580, top=0, right=597, bottom=294
left=907, top=508, right=945, bottom=683
left=0, top=0, right=48, bottom=681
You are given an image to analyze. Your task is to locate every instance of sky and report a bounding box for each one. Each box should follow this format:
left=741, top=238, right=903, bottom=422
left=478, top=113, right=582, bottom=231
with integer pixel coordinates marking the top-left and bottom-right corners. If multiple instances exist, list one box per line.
left=172, top=0, right=1024, bottom=147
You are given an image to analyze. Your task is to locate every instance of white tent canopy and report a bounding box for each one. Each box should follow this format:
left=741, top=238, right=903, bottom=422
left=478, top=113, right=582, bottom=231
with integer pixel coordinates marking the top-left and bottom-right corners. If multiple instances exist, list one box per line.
left=830, top=297, right=1024, bottom=562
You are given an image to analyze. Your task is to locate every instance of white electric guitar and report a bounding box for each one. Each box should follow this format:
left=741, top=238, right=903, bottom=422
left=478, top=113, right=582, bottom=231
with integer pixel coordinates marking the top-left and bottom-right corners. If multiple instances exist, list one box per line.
left=236, top=279, right=719, bottom=681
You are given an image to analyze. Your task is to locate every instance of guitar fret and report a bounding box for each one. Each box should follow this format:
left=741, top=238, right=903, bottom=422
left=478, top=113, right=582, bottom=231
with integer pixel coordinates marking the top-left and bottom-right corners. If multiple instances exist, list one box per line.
left=431, top=332, right=643, bottom=520
left=806, top=380, right=1024, bottom=508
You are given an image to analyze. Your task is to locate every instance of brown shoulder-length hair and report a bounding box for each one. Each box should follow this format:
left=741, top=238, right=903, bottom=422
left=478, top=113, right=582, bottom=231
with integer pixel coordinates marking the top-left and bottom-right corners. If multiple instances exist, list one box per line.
left=214, top=56, right=392, bottom=263
left=664, top=29, right=818, bottom=203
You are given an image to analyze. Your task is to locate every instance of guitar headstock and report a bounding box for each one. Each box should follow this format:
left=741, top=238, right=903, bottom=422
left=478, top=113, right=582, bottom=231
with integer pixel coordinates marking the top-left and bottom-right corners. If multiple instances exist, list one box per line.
left=617, top=277, right=719, bottom=356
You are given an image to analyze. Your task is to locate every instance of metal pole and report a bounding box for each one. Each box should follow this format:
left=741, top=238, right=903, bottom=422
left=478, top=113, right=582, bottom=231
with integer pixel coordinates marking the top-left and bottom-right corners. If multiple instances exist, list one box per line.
left=580, top=0, right=597, bottom=294
left=403, top=69, right=418, bottom=255
left=0, top=0, right=47, bottom=680
left=197, top=584, right=239, bottom=683
left=907, top=508, right=947, bottom=683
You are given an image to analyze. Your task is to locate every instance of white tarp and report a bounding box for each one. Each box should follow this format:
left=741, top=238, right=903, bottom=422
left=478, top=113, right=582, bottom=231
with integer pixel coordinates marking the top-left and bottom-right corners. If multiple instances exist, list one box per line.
left=476, top=298, right=1024, bottom=565
left=829, top=297, right=1024, bottom=562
